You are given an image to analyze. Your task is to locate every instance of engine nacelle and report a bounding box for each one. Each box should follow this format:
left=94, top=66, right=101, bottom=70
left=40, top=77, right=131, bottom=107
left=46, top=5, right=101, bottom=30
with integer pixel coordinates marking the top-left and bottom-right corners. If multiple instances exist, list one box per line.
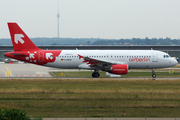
left=109, top=64, right=128, bottom=75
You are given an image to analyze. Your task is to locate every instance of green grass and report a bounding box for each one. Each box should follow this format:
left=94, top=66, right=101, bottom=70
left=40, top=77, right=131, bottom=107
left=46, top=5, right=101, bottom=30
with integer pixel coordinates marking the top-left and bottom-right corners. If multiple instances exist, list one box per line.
left=0, top=79, right=180, bottom=117
left=50, top=71, right=180, bottom=78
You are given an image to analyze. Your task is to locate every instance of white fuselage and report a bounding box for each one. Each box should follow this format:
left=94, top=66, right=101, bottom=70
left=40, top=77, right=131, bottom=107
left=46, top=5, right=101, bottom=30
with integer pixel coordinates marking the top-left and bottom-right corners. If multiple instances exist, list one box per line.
left=44, top=50, right=177, bottom=70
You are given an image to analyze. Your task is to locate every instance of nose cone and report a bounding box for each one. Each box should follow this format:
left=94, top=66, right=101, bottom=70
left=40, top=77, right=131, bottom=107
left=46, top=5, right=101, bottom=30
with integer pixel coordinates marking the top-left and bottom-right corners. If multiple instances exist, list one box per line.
left=172, top=58, right=178, bottom=66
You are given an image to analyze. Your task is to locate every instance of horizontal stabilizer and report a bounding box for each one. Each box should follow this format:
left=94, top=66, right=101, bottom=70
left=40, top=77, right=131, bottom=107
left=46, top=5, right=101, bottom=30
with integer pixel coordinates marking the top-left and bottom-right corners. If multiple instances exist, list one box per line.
left=9, top=53, right=28, bottom=56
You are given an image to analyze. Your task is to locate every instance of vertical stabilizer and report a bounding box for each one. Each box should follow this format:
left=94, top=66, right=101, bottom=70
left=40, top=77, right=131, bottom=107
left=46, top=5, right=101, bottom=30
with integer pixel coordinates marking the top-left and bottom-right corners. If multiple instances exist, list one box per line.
left=8, top=22, right=40, bottom=51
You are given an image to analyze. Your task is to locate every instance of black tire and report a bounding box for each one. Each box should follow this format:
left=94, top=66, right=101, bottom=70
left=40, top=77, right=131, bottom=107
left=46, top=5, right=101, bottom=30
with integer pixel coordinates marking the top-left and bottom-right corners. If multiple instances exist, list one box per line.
left=92, top=72, right=100, bottom=78
left=152, top=74, right=156, bottom=78
left=92, top=72, right=95, bottom=77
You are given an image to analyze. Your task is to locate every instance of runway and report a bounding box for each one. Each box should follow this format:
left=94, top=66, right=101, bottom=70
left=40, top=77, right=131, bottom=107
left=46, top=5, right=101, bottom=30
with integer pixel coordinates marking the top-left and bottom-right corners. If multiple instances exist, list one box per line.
left=0, top=63, right=180, bottom=80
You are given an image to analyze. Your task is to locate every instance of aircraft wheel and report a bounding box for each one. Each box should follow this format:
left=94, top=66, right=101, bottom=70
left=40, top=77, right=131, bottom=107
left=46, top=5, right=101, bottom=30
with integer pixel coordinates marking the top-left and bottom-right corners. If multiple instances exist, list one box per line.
left=152, top=74, right=156, bottom=78
left=92, top=72, right=100, bottom=78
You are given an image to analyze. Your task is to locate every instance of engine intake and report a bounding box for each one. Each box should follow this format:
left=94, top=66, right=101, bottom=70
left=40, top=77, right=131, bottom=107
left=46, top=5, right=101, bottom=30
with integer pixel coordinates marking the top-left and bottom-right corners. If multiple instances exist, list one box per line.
left=109, top=64, right=128, bottom=75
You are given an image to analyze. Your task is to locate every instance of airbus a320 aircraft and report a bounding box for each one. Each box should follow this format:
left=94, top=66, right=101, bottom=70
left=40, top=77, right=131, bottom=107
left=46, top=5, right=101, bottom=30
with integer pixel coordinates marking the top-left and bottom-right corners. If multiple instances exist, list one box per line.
left=5, top=23, right=178, bottom=78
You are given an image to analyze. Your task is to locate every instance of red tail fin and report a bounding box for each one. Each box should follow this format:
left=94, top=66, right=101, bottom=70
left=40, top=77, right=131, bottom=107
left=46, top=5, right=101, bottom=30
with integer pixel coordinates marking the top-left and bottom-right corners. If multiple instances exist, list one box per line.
left=8, top=22, right=40, bottom=51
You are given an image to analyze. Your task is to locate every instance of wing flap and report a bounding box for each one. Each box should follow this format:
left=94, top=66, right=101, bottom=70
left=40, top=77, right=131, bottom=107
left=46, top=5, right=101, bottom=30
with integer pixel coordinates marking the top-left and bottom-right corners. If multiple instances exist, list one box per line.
left=78, top=54, right=124, bottom=68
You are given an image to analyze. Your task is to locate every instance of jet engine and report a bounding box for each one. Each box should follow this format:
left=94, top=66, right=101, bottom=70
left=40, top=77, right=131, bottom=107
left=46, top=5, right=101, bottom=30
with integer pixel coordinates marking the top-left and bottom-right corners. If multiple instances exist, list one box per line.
left=109, top=64, right=128, bottom=75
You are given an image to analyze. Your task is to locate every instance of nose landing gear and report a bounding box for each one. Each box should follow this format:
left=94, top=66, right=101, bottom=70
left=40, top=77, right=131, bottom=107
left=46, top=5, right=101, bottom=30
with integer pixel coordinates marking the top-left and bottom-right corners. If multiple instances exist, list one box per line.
left=152, top=69, right=156, bottom=78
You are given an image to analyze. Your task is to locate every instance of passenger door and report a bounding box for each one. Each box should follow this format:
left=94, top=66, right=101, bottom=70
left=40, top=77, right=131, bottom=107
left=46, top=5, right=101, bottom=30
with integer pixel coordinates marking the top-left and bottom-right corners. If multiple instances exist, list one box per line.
left=152, top=52, right=158, bottom=62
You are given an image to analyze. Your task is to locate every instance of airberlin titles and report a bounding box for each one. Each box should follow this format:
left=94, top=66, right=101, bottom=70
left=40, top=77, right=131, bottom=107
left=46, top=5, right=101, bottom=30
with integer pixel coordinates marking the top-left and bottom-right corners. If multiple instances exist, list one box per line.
left=129, top=57, right=150, bottom=62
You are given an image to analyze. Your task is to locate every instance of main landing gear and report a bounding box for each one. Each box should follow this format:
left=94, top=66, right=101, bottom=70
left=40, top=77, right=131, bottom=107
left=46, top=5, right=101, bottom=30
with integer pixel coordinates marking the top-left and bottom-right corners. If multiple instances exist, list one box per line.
left=92, top=70, right=100, bottom=78
left=152, top=69, right=156, bottom=78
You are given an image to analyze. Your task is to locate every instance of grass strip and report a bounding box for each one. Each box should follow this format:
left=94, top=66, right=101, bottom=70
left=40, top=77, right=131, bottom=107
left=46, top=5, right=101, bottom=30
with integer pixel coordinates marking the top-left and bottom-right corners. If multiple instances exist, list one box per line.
left=50, top=71, right=180, bottom=78
left=0, top=78, right=180, bottom=117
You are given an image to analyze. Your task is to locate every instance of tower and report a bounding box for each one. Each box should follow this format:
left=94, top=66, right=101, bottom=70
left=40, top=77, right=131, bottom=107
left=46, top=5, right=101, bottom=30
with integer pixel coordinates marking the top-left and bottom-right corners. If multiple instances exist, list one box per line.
left=57, top=3, right=60, bottom=38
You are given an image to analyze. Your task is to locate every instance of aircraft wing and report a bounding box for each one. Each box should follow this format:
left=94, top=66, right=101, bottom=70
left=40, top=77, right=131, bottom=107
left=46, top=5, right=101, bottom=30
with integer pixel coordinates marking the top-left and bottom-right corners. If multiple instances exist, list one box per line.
left=78, top=54, right=125, bottom=68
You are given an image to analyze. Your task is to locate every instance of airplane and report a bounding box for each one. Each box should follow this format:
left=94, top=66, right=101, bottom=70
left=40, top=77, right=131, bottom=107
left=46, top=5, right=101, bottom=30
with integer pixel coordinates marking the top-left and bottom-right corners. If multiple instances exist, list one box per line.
left=4, top=22, right=178, bottom=78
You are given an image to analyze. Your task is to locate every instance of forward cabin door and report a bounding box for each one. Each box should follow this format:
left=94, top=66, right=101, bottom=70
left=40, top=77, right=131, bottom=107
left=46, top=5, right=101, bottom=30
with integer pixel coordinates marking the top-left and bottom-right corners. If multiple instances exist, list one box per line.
left=152, top=52, right=158, bottom=62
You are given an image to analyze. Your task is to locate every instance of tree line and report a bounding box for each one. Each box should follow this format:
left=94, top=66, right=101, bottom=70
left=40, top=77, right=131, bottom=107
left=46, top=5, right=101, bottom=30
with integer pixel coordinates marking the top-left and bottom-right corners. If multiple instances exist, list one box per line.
left=90, top=37, right=180, bottom=45
left=0, top=37, right=180, bottom=45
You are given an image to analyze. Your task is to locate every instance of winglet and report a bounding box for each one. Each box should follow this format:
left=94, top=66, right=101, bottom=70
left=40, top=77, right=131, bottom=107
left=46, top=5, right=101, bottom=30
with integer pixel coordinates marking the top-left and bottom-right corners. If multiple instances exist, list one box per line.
left=7, top=22, right=40, bottom=51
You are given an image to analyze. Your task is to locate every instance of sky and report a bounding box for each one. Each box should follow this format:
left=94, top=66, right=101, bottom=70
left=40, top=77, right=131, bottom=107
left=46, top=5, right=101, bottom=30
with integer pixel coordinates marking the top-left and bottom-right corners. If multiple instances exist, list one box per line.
left=1, top=0, right=180, bottom=39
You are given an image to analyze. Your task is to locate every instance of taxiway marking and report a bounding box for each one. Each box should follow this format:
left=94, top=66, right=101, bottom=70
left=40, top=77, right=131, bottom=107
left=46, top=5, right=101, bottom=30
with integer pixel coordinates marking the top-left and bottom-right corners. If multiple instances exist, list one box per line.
left=6, top=66, right=12, bottom=77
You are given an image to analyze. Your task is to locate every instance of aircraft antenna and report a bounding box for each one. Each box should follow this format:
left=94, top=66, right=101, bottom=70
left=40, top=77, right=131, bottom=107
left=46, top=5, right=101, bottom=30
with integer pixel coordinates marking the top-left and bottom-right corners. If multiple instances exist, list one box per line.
left=57, top=3, right=60, bottom=38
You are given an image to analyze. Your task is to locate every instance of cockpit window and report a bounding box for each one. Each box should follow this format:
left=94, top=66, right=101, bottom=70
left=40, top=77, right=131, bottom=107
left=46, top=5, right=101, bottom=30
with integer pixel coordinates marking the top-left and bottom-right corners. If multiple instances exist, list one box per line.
left=163, top=55, right=170, bottom=58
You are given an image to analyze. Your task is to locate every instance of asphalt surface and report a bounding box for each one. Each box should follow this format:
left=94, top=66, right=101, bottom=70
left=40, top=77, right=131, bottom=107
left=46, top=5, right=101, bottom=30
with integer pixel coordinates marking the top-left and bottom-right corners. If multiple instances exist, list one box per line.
left=0, top=63, right=51, bottom=77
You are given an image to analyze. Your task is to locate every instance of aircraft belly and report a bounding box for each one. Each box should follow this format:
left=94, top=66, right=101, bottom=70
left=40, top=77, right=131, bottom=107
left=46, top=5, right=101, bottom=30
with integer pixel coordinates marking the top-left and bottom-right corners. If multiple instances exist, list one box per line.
left=129, top=62, right=152, bottom=69
left=44, top=59, right=80, bottom=69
